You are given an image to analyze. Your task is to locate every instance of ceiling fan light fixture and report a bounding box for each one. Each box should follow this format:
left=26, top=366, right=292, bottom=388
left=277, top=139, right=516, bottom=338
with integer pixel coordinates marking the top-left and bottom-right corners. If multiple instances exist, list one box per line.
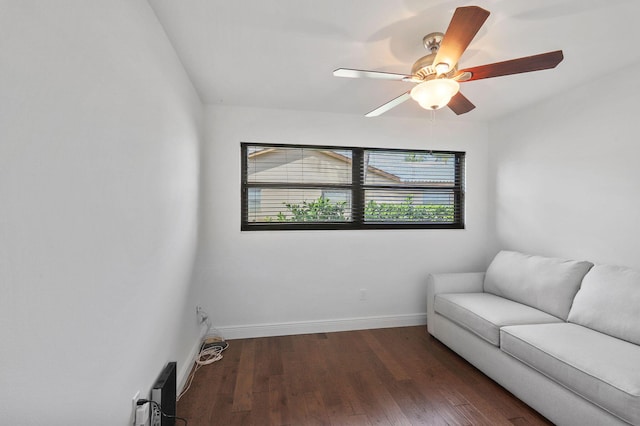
left=410, top=78, right=460, bottom=110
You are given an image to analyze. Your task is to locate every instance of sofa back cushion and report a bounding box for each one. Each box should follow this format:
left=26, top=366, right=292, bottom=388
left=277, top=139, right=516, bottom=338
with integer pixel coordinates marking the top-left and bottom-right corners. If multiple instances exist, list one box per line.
left=484, top=250, right=593, bottom=320
left=568, top=264, right=640, bottom=345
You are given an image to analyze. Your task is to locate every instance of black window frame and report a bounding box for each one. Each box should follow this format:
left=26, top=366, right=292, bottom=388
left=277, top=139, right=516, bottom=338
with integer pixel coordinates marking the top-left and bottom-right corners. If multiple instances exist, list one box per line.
left=241, top=142, right=465, bottom=231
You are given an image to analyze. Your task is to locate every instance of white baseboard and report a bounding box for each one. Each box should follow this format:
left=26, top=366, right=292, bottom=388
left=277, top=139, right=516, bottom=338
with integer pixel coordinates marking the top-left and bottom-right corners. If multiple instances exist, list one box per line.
left=215, top=313, right=427, bottom=340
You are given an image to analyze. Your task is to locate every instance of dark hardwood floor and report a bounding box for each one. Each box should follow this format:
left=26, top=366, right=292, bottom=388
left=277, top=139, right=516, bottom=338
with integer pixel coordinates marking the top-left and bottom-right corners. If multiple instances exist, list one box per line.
left=177, top=326, right=553, bottom=425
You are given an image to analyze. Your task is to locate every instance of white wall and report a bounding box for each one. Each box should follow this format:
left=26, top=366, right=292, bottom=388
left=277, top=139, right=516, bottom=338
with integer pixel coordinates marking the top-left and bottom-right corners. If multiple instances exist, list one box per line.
left=489, top=61, right=640, bottom=268
left=196, top=105, right=490, bottom=338
left=0, top=2, right=203, bottom=425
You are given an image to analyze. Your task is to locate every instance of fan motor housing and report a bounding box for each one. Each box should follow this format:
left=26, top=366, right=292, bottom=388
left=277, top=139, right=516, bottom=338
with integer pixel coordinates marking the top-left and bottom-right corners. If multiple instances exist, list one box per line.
left=411, top=32, right=457, bottom=80
left=411, top=53, right=437, bottom=79
left=411, top=53, right=458, bottom=80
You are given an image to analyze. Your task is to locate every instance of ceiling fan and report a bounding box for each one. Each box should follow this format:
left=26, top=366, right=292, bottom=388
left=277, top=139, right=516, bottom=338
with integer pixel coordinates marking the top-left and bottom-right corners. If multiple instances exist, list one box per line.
left=333, top=5, right=564, bottom=117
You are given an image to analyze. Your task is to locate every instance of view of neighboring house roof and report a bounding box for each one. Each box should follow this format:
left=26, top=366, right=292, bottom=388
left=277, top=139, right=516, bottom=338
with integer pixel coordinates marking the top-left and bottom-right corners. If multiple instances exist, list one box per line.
left=248, top=147, right=455, bottom=183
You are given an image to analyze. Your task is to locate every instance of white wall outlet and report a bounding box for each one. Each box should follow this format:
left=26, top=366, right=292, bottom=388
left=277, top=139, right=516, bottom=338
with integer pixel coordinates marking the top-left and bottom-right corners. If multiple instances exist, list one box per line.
left=135, top=402, right=150, bottom=426
left=133, top=390, right=150, bottom=426
left=132, top=390, right=140, bottom=420
left=196, top=305, right=208, bottom=323
left=359, top=288, right=367, bottom=301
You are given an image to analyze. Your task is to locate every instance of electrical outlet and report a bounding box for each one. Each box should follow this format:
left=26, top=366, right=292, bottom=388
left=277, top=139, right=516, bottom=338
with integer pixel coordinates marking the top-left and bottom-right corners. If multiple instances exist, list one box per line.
left=133, top=391, right=150, bottom=426
left=359, top=288, right=367, bottom=301
left=133, top=390, right=140, bottom=408
left=132, top=391, right=140, bottom=423
left=135, top=403, right=150, bottom=426
left=196, top=305, right=208, bottom=323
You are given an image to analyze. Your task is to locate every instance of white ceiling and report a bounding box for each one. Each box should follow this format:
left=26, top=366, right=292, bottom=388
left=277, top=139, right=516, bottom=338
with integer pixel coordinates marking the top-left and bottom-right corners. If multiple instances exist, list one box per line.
left=148, top=0, right=640, bottom=122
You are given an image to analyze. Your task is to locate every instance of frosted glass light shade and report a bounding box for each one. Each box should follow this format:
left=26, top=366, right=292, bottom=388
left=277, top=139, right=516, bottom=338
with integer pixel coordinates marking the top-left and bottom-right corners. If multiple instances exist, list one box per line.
left=410, top=79, right=460, bottom=110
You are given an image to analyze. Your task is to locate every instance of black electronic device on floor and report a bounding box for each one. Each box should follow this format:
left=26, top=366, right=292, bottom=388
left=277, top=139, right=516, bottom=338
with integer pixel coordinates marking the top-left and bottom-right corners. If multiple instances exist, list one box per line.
left=151, top=361, right=177, bottom=426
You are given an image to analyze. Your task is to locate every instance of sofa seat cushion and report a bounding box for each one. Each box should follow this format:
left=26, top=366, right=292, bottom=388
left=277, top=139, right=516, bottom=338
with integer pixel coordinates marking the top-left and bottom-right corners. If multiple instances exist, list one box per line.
left=484, top=250, right=593, bottom=320
left=434, top=293, right=563, bottom=346
left=501, top=323, right=640, bottom=425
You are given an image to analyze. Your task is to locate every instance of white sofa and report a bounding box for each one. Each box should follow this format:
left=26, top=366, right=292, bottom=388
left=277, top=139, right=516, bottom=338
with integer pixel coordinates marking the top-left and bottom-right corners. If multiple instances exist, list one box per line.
left=426, top=250, right=640, bottom=426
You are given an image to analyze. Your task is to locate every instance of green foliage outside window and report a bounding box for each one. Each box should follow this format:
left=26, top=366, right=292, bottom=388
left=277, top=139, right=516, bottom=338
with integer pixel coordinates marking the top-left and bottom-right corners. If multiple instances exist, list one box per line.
left=365, top=197, right=454, bottom=222
left=276, top=197, right=347, bottom=222
left=272, top=196, right=454, bottom=223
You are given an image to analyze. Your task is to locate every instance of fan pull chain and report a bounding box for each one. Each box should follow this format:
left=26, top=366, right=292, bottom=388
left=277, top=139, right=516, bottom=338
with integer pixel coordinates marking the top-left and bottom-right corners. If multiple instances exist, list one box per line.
left=429, top=109, right=436, bottom=141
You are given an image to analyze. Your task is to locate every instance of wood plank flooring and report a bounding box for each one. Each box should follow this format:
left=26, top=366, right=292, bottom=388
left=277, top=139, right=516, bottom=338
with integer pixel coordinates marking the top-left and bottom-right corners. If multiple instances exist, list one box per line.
left=177, top=326, right=553, bottom=426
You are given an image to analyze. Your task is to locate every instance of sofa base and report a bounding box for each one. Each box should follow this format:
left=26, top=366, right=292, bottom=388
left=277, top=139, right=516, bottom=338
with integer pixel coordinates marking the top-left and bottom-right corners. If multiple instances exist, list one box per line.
left=431, top=313, right=628, bottom=426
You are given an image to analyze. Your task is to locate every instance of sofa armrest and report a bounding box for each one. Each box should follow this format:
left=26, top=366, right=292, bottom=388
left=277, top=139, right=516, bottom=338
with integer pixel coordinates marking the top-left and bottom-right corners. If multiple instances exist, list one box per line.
left=426, top=272, right=485, bottom=335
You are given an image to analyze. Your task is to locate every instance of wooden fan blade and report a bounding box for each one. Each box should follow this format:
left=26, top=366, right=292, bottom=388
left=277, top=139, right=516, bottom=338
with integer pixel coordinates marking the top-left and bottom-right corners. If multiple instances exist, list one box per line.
left=459, top=50, right=564, bottom=81
left=333, top=68, right=415, bottom=81
left=448, top=92, right=475, bottom=115
left=365, top=92, right=412, bottom=117
left=434, top=6, right=490, bottom=72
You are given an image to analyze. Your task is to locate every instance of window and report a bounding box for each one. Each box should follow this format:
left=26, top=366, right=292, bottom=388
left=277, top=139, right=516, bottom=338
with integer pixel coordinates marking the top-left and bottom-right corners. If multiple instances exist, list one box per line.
left=241, top=143, right=465, bottom=231
left=247, top=188, right=261, bottom=215
left=321, top=190, right=350, bottom=204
